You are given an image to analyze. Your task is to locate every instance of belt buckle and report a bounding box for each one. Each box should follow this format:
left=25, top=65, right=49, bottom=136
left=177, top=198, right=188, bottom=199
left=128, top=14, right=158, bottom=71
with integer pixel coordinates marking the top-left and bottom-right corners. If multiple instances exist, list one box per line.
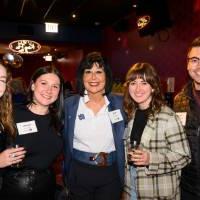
left=90, top=152, right=109, bottom=166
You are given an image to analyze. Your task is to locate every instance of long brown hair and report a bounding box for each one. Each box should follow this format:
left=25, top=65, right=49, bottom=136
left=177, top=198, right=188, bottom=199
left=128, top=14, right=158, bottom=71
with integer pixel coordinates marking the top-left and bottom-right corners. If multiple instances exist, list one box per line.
left=123, top=62, right=165, bottom=121
left=0, top=63, right=15, bottom=136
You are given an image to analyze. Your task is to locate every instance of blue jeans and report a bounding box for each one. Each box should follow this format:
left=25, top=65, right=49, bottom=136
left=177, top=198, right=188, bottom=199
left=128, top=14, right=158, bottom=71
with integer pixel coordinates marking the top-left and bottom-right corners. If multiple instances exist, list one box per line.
left=130, top=166, right=137, bottom=200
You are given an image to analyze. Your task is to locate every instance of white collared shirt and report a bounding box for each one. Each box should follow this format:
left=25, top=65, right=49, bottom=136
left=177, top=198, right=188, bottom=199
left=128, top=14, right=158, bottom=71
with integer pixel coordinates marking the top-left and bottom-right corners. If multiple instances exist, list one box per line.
left=73, top=95, right=116, bottom=153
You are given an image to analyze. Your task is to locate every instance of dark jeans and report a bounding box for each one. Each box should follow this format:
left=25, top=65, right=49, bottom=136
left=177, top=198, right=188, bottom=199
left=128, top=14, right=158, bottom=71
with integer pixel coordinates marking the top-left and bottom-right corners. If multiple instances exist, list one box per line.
left=0, top=168, right=56, bottom=200
left=69, top=159, right=122, bottom=200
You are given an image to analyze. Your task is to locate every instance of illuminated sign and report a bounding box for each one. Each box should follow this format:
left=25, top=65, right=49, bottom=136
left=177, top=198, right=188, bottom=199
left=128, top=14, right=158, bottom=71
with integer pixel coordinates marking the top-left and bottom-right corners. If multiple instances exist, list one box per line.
left=137, top=15, right=151, bottom=29
left=45, top=22, right=58, bottom=33
left=9, top=40, right=41, bottom=54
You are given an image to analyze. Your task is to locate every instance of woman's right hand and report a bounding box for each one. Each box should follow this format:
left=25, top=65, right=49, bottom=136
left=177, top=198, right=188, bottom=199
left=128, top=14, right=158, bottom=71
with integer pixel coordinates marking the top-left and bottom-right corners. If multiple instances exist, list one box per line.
left=0, top=147, right=26, bottom=168
left=129, top=149, right=150, bottom=166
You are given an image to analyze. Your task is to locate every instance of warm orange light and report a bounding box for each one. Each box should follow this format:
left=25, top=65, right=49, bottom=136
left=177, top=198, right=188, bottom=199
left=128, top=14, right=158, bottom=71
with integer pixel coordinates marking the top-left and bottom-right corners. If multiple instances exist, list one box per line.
left=137, top=15, right=151, bottom=29
left=9, top=40, right=41, bottom=54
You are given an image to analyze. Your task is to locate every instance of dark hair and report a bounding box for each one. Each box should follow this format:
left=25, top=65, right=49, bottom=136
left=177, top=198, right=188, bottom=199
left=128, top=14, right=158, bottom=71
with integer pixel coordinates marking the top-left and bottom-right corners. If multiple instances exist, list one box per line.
left=76, top=52, right=113, bottom=96
left=188, top=36, right=200, bottom=55
left=0, top=62, right=15, bottom=136
left=123, top=62, right=165, bottom=121
left=27, top=65, right=64, bottom=132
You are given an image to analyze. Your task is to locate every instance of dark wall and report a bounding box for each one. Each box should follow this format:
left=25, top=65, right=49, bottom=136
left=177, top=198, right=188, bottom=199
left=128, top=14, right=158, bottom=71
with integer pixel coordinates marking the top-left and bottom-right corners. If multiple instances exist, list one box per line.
left=0, top=22, right=103, bottom=43
left=102, top=0, right=199, bottom=94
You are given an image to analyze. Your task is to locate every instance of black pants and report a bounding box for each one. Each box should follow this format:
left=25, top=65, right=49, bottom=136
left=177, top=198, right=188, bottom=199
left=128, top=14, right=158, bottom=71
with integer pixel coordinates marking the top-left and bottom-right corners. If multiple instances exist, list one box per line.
left=181, top=188, right=200, bottom=200
left=0, top=168, right=56, bottom=200
left=68, top=159, right=122, bottom=200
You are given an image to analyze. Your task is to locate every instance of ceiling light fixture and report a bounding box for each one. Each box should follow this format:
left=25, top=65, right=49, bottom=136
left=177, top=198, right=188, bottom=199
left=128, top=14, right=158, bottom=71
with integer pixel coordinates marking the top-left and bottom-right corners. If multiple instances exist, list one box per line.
left=137, top=15, right=151, bottom=30
left=72, top=14, right=76, bottom=18
left=94, top=21, right=100, bottom=26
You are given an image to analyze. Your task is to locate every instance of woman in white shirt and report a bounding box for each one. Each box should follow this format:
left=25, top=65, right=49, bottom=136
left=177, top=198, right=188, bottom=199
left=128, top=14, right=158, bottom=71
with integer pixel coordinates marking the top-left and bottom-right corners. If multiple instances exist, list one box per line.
left=63, top=52, right=126, bottom=200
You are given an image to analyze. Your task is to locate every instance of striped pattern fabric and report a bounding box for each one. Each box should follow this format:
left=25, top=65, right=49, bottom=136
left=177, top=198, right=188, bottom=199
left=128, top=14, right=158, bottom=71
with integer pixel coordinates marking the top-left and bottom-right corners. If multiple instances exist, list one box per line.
left=124, top=105, right=191, bottom=200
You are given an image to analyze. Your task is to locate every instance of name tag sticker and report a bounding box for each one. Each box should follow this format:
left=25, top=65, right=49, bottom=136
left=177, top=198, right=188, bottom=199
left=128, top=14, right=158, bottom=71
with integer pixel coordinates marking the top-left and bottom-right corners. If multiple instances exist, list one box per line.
left=108, top=109, right=123, bottom=124
left=176, top=112, right=187, bottom=126
left=16, top=120, right=38, bottom=135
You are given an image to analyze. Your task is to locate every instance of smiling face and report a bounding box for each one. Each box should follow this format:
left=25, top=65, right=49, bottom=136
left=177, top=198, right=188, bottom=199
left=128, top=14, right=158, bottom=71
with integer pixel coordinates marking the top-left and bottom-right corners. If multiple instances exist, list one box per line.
left=187, top=47, right=200, bottom=90
left=83, top=62, right=106, bottom=96
left=128, top=77, right=153, bottom=109
left=31, top=73, right=60, bottom=108
left=0, top=64, right=7, bottom=98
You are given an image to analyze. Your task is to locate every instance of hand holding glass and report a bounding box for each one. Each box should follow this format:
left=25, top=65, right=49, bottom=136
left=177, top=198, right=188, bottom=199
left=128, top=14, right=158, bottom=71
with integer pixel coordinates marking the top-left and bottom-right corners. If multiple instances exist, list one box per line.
left=10, top=144, right=26, bottom=168
left=127, top=140, right=139, bottom=164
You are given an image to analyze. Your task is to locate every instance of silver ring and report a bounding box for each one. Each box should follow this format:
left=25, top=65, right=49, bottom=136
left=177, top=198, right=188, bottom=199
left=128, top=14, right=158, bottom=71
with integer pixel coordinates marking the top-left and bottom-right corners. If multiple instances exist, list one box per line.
left=11, top=153, right=15, bottom=158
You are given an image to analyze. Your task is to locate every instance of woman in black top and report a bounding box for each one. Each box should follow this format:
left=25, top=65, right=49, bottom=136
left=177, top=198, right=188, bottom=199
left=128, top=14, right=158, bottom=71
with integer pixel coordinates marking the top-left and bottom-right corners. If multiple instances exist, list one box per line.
left=1, top=65, right=64, bottom=200
left=0, top=62, right=25, bottom=188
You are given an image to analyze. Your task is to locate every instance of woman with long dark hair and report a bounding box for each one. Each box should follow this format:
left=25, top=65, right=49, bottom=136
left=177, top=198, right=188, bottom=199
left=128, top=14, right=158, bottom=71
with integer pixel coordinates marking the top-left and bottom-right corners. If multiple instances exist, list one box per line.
left=1, top=65, right=64, bottom=200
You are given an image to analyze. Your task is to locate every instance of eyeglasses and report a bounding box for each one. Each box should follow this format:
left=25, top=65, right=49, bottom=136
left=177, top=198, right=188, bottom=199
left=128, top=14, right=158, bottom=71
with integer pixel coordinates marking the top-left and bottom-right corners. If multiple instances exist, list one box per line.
left=187, top=57, right=200, bottom=67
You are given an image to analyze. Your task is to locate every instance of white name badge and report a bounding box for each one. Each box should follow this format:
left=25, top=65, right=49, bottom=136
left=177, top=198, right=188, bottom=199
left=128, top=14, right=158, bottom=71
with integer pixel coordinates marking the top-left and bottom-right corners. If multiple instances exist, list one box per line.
left=108, top=109, right=123, bottom=124
left=16, top=120, right=38, bottom=135
left=176, top=112, right=187, bottom=126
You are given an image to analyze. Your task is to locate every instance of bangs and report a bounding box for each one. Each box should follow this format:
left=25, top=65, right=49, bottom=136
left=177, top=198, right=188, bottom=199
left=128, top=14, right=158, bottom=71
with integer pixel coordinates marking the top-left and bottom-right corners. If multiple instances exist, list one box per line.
left=127, top=72, right=147, bottom=82
left=84, top=61, right=104, bottom=70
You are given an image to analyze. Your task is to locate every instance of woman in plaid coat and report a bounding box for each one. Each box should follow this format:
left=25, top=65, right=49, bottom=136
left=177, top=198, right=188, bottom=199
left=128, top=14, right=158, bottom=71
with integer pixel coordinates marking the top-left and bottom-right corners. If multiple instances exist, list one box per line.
left=123, top=63, right=191, bottom=200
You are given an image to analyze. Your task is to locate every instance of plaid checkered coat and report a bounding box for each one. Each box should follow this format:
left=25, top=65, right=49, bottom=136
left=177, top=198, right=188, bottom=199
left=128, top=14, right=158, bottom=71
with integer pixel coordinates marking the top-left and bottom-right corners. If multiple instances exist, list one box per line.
left=124, top=105, right=191, bottom=200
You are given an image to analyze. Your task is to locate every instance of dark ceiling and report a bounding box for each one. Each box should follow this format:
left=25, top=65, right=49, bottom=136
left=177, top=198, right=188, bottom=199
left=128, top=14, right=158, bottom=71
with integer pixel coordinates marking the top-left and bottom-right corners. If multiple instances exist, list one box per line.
left=0, top=0, right=134, bottom=28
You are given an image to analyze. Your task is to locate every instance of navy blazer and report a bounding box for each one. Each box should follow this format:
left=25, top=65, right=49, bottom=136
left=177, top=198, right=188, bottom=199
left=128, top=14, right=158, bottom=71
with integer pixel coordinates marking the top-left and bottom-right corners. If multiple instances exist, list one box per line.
left=63, top=94, right=126, bottom=186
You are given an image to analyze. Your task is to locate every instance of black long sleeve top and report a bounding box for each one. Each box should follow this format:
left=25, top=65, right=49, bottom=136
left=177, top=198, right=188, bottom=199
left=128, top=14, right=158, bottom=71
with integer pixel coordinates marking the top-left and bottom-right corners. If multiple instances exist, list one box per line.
left=12, top=105, right=63, bottom=170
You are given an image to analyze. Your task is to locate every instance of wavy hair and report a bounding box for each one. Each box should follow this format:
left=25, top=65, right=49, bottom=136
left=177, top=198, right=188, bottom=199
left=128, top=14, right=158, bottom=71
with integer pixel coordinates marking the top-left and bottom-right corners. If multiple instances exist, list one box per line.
left=0, top=62, right=15, bottom=136
left=123, top=63, right=165, bottom=121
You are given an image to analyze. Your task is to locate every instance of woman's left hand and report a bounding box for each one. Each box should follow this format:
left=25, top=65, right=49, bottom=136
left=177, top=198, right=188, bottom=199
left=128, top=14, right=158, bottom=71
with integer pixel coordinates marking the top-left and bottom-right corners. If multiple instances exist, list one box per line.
left=130, top=149, right=150, bottom=166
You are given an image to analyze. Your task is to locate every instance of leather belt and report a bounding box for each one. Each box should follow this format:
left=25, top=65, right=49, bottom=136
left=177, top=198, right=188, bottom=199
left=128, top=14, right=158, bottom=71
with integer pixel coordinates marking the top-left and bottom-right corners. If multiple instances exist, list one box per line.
left=73, top=149, right=116, bottom=167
